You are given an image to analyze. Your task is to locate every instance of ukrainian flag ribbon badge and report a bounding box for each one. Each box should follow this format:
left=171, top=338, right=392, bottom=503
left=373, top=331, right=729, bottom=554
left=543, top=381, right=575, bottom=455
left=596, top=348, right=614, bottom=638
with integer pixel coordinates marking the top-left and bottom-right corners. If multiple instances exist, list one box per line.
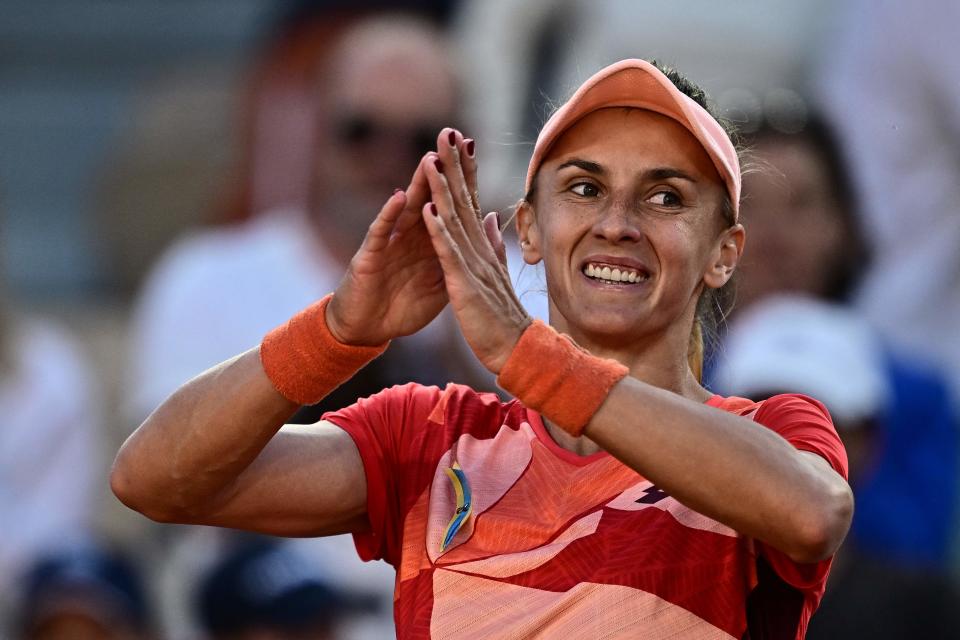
left=441, top=461, right=472, bottom=551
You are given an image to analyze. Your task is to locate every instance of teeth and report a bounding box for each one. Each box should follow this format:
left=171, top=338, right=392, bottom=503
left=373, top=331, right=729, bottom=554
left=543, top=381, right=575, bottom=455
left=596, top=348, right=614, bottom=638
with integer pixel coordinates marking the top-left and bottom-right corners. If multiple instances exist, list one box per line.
left=583, top=262, right=644, bottom=283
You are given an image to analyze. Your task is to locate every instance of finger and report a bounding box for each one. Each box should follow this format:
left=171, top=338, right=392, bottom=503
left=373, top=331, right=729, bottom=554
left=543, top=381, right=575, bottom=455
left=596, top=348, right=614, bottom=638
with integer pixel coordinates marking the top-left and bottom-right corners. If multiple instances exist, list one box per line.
left=482, top=211, right=508, bottom=269
left=393, top=155, right=433, bottom=234
left=420, top=201, right=469, bottom=283
left=436, top=128, right=486, bottom=245
left=425, top=152, right=483, bottom=264
left=361, top=189, right=406, bottom=252
left=460, top=137, right=480, bottom=213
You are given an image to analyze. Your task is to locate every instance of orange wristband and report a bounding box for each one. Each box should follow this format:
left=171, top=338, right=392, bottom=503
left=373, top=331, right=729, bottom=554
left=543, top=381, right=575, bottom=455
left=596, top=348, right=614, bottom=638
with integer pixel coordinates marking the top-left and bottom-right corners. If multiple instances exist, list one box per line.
left=260, top=294, right=389, bottom=405
left=496, top=321, right=629, bottom=437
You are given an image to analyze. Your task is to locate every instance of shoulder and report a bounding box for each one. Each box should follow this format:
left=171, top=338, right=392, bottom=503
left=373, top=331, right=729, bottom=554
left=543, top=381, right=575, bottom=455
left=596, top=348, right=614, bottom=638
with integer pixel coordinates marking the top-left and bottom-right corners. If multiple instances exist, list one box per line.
left=712, top=392, right=847, bottom=478
left=757, top=394, right=849, bottom=480
left=752, top=393, right=833, bottom=430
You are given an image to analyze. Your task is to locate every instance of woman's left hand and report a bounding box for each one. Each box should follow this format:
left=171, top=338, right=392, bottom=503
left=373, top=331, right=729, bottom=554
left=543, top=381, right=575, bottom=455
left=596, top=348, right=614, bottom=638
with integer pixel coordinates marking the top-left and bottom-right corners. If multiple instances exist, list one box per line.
left=420, top=128, right=532, bottom=374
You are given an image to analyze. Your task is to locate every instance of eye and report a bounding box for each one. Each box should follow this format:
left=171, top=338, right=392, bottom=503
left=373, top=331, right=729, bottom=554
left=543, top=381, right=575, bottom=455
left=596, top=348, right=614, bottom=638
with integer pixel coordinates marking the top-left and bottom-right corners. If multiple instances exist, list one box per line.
left=570, top=182, right=600, bottom=197
left=647, top=190, right=682, bottom=207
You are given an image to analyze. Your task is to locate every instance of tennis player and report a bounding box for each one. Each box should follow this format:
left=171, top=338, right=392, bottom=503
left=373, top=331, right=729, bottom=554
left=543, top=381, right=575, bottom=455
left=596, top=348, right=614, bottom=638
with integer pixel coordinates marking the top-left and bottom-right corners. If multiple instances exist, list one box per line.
left=113, top=59, right=852, bottom=639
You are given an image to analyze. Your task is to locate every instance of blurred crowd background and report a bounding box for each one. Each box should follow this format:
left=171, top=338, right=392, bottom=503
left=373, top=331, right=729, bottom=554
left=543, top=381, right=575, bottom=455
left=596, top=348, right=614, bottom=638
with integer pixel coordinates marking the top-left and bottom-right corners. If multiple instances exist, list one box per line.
left=2, top=0, right=958, bottom=638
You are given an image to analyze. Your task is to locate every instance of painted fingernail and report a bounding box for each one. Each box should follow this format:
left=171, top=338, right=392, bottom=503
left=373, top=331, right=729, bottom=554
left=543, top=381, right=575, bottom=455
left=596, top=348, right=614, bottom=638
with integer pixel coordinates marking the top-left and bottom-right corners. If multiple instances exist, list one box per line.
left=434, top=158, right=444, bottom=173
left=448, top=130, right=456, bottom=146
left=429, top=202, right=438, bottom=217
left=466, top=139, right=475, bottom=157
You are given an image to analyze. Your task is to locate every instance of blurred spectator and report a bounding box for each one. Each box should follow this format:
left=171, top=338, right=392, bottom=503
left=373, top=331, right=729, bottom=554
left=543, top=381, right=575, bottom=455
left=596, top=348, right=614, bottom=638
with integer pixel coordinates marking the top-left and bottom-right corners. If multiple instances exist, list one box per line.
left=125, top=12, right=475, bottom=425
left=734, top=113, right=869, bottom=311
left=818, top=0, right=960, bottom=406
left=14, top=544, right=153, bottom=640
left=0, top=308, right=103, bottom=625
left=714, top=295, right=960, bottom=638
left=216, top=0, right=458, bottom=227
left=92, top=2, right=459, bottom=296
left=196, top=538, right=378, bottom=640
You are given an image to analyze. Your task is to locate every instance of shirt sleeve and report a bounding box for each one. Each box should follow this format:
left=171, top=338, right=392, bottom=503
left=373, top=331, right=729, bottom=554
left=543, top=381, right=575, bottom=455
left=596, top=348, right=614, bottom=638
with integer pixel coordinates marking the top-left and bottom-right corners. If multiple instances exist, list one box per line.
left=750, top=393, right=849, bottom=590
left=322, top=383, right=444, bottom=566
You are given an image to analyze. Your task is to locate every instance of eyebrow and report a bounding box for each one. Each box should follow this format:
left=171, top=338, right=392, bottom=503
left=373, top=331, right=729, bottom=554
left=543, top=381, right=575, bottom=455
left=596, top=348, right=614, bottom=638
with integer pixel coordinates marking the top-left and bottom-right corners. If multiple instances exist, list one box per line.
left=555, top=158, right=698, bottom=183
left=557, top=158, right=605, bottom=175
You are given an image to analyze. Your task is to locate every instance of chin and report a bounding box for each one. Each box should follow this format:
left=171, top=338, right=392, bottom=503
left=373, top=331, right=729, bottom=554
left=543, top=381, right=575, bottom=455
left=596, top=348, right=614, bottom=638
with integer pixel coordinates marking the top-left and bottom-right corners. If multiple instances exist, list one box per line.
left=563, top=307, right=650, bottom=343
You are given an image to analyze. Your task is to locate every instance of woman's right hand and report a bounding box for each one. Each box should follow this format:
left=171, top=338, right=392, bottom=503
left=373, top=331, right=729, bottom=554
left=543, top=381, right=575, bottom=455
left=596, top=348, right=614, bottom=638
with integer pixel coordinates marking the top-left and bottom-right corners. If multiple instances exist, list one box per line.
left=326, top=153, right=450, bottom=345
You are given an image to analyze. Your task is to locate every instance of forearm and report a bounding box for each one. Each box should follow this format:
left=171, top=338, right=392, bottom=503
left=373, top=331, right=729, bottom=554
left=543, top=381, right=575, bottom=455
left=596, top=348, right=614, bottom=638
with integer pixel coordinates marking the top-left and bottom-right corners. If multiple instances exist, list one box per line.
left=111, top=348, right=298, bottom=520
left=585, top=378, right=852, bottom=562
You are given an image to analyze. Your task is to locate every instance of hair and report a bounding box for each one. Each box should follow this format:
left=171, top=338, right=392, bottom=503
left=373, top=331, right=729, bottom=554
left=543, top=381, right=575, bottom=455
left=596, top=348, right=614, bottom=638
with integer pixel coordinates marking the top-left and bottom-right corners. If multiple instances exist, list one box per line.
left=522, top=60, right=742, bottom=381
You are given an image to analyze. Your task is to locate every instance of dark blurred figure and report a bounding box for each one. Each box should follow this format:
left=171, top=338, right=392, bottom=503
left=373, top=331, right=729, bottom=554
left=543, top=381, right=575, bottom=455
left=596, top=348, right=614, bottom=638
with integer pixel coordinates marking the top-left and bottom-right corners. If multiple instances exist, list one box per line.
left=196, top=539, right=378, bottom=640
left=715, top=295, right=960, bottom=638
left=15, top=545, right=153, bottom=640
left=735, top=114, right=868, bottom=310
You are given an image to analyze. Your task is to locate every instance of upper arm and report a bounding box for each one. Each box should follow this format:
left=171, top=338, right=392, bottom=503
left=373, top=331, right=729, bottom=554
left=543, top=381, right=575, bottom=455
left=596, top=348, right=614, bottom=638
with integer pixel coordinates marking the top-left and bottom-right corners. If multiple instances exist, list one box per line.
left=184, top=420, right=369, bottom=537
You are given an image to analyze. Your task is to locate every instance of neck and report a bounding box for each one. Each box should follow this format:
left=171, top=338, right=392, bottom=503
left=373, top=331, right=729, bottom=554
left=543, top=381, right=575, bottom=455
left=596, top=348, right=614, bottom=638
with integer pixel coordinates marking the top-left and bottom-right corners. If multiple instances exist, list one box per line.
left=552, top=314, right=710, bottom=400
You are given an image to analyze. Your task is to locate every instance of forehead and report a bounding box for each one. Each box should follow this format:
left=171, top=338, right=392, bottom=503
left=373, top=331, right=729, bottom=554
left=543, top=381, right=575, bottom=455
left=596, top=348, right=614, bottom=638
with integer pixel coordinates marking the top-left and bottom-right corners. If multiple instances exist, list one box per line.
left=325, top=23, right=458, bottom=122
left=542, top=107, right=722, bottom=184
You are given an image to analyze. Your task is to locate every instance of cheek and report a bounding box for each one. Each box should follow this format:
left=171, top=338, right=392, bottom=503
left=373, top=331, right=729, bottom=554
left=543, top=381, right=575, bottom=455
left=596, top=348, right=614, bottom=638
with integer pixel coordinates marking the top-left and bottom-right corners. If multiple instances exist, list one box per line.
left=655, top=221, right=711, bottom=271
left=534, top=204, right=592, bottom=252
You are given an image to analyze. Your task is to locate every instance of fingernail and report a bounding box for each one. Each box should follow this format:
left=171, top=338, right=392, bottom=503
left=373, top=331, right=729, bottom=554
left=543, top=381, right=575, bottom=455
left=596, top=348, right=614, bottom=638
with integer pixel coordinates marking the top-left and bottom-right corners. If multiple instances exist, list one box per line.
left=466, top=139, right=475, bottom=157
left=447, top=130, right=456, bottom=146
left=393, top=188, right=403, bottom=195
left=429, top=203, right=438, bottom=217
left=495, top=211, right=501, bottom=229
left=434, top=158, right=444, bottom=173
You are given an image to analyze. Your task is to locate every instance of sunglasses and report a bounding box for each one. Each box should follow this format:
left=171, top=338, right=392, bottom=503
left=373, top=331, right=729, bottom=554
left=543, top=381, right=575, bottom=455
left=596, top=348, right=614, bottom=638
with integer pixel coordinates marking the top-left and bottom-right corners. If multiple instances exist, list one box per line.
left=334, top=115, right=444, bottom=156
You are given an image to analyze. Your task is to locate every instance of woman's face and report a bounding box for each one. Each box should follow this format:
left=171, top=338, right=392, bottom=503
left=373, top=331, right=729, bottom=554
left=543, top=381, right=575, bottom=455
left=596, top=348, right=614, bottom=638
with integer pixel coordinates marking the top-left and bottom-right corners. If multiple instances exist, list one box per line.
left=518, top=107, right=741, bottom=344
left=736, top=137, right=847, bottom=309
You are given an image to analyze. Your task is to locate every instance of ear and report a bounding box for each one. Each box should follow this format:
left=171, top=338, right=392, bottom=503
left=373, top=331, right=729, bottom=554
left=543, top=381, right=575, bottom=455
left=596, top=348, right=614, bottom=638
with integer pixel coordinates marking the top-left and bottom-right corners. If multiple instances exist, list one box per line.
left=703, top=223, right=745, bottom=289
left=515, top=199, right=543, bottom=265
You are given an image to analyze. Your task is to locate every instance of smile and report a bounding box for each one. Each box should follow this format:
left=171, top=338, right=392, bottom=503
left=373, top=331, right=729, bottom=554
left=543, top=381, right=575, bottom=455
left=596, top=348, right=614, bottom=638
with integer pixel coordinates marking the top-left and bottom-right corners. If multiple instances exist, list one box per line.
left=582, top=262, right=649, bottom=285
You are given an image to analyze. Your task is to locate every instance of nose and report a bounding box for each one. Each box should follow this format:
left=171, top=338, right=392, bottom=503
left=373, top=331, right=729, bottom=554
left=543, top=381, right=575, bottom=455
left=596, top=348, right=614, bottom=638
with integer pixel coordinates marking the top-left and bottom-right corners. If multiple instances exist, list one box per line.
left=592, top=197, right=642, bottom=244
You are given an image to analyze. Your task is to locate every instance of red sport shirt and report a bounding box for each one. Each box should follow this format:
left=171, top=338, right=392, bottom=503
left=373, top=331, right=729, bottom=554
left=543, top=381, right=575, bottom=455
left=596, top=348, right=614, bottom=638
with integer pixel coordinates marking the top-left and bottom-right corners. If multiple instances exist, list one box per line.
left=325, top=383, right=848, bottom=639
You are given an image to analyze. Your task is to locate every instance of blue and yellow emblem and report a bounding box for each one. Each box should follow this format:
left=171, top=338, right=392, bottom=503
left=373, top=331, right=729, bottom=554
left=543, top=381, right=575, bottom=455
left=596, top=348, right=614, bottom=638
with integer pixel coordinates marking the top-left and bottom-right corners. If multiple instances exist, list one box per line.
left=441, top=462, right=472, bottom=551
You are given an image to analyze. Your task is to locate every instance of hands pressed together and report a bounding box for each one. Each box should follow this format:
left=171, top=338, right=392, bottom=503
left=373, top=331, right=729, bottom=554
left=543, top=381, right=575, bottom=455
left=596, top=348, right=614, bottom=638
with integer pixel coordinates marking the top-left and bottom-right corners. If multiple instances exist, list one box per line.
left=327, top=128, right=532, bottom=374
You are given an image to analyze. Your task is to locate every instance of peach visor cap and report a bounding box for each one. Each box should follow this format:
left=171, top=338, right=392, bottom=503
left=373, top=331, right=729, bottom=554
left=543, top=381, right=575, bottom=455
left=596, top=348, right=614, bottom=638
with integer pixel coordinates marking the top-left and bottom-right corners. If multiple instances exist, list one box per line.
left=524, top=59, right=741, bottom=219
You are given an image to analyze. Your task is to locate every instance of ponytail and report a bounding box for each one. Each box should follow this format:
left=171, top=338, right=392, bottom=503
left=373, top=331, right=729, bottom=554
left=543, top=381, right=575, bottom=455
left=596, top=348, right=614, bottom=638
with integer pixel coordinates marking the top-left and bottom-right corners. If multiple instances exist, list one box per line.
left=688, top=318, right=704, bottom=382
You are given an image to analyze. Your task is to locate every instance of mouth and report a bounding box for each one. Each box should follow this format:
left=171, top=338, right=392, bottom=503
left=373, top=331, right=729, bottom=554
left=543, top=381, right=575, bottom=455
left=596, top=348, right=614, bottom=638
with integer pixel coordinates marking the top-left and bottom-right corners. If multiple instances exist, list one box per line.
left=580, top=256, right=651, bottom=286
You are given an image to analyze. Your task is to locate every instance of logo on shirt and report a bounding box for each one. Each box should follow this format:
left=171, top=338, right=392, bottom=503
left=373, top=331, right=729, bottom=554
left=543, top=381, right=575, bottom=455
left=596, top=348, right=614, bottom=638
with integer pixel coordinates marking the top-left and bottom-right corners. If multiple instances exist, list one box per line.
left=441, top=462, right=473, bottom=551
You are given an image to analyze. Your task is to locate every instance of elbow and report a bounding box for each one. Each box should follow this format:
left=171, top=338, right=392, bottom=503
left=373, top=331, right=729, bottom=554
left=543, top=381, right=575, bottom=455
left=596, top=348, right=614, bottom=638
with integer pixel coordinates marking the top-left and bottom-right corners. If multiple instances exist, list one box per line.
left=110, top=451, right=187, bottom=524
left=786, top=481, right=855, bottom=564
